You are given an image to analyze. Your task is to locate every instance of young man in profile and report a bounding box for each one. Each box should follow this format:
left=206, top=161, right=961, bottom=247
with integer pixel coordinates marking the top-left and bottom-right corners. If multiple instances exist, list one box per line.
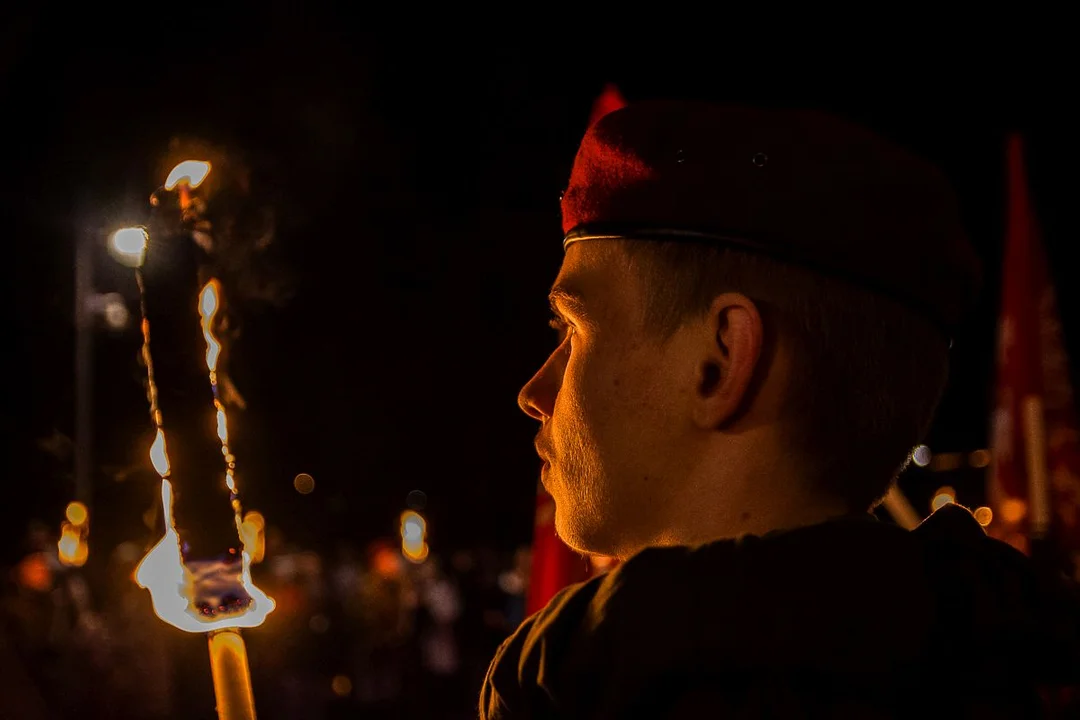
left=480, top=100, right=1079, bottom=718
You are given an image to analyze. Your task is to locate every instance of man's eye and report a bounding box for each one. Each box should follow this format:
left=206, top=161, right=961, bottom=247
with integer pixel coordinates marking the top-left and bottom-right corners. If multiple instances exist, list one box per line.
left=548, top=316, right=574, bottom=342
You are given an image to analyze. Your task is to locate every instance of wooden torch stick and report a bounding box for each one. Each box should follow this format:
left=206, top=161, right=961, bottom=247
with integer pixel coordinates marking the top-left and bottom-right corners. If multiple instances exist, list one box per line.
left=1021, top=394, right=1052, bottom=540
left=881, top=485, right=921, bottom=530
left=208, top=628, right=257, bottom=720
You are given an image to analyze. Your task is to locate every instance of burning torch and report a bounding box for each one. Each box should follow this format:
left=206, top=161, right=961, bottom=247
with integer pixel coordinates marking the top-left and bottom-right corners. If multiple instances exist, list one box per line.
left=128, top=159, right=274, bottom=720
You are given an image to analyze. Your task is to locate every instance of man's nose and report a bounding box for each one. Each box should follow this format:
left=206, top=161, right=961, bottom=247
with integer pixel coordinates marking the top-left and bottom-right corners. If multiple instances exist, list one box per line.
left=518, top=355, right=561, bottom=422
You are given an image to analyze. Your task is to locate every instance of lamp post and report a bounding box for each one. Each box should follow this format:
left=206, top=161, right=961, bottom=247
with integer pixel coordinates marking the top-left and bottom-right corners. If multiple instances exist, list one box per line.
left=74, top=227, right=94, bottom=508
left=72, top=224, right=148, bottom=523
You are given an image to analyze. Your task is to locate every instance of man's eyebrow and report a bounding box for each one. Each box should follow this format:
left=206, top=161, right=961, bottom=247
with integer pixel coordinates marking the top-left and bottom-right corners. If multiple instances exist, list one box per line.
left=548, top=286, right=587, bottom=316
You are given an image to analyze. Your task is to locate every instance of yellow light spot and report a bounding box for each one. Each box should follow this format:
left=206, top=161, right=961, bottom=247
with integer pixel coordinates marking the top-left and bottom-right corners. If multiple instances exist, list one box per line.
left=239, top=515, right=266, bottom=565
left=973, top=506, right=993, bottom=526
left=400, top=510, right=428, bottom=561
left=331, top=675, right=352, bottom=697
left=930, top=486, right=956, bottom=512
left=243, top=511, right=266, bottom=530
left=1001, top=497, right=1027, bottom=525
left=164, top=159, right=212, bottom=190
left=58, top=522, right=88, bottom=567
left=65, top=501, right=89, bottom=526
left=294, top=473, right=315, bottom=495
left=969, top=449, right=992, bottom=468
left=403, top=542, right=429, bottom=564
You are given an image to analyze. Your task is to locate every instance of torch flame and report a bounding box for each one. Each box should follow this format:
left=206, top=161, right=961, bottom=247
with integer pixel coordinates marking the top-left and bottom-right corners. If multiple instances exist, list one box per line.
left=134, top=277, right=274, bottom=634
left=199, top=281, right=222, bottom=373
left=134, top=443, right=275, bottom=633
left=164, top=160, right=212, bottom=191
left=150, top=429, right=171, bottom=477
left=216, top=403, right=229, bottom=444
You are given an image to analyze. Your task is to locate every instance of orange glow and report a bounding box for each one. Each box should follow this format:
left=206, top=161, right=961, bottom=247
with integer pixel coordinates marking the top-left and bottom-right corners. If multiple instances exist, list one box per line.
left=1001, top=497, right=1027, bottom=525
left=164, top=160, right=212, bottom=191
left=930, top=486, right=956, bottom=512
left=969, top=449, right=992, bottom=468
left=331, top=675, right=352, bottom=697
left=372, top=545, right=403, bottom=577
left=65, top=501, right=89, bottom=526
left=973, top=506, right=993, bottom=526
left=16, top=553, right=52, bottom=592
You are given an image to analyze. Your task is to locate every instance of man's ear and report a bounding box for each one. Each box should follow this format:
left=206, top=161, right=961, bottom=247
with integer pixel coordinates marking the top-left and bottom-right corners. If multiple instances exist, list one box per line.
left=692, top=292, right=763, bottom=430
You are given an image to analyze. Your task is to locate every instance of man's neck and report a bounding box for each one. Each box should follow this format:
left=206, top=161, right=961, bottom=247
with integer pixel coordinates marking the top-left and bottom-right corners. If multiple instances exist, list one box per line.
left=632, top=455, right=854, bottom=555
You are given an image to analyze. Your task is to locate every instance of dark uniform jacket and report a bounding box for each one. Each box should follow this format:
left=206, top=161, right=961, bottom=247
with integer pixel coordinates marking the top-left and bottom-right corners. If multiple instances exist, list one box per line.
left=480, top=505, right=1080, bottom=718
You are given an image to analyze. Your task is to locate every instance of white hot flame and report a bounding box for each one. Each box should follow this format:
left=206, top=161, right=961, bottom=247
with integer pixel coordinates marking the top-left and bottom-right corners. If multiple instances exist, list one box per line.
left=134, top=451, right=275, bottom=633
left=215, top=404, right=229, bottom=444
left=199, top=281, right=221, bottom=373
left=164, top=160, right=212, bottom=191
left=150, top=429, right=170, bottom=477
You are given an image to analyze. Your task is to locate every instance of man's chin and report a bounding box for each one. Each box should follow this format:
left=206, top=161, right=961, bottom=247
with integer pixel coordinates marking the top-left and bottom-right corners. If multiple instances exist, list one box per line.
left=552, top=501, right=612, bottom=557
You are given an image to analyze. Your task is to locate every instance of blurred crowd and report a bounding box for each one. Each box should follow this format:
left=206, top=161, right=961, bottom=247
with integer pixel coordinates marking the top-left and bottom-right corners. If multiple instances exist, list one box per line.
left=1, top=521, right=536, bottom=719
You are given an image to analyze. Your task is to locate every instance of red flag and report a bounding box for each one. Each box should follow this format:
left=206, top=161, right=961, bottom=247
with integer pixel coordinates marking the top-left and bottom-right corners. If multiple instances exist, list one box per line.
left=588, top=83, right=627, bottom=128
left=524, top=85, right=629, bottom=615
left=988, top=134, right=1080, bottom=577
left=525, top=485, right=589, bottom=615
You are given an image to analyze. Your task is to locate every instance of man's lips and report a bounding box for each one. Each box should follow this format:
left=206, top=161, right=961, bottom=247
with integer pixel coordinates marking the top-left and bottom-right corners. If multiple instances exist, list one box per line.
left=534, top=438, right=551, bottom=463
left=533, top=442, right=552, bottom=464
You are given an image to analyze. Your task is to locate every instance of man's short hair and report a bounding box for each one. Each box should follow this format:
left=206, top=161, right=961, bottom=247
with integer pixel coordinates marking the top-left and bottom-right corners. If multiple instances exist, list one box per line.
left=621, top=239, right=950, bottom=511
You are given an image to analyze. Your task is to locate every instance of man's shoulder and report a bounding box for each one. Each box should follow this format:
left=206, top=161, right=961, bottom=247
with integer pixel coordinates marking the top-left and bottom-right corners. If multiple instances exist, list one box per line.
left=479, top=542, right=746, bottom=719
left=479, top=518, right=920, bottom=718
left=479, top=572, right=607, bottom=719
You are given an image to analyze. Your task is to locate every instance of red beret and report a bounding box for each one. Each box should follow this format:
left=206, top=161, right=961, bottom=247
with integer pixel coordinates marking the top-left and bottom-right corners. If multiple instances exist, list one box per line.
left=560, top=100, right=981, bottom=334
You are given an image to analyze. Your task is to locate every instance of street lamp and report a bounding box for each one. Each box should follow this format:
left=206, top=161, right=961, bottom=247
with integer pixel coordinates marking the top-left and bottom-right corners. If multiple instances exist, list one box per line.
left=108, top=227, right=149, bottom=268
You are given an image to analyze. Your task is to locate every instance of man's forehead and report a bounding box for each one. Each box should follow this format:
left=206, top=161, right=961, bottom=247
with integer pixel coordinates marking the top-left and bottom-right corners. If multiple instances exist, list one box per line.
left=550, top=242, right=624, bottom=301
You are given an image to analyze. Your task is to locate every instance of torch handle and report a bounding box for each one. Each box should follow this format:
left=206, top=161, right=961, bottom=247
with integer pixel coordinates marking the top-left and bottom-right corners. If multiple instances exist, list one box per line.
left=208, top=628, right=257, bottom=720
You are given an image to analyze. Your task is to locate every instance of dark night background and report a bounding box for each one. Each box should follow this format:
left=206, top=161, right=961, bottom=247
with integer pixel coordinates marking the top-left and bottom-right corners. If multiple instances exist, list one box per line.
left=2, top=7, right=1079, bottom=715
